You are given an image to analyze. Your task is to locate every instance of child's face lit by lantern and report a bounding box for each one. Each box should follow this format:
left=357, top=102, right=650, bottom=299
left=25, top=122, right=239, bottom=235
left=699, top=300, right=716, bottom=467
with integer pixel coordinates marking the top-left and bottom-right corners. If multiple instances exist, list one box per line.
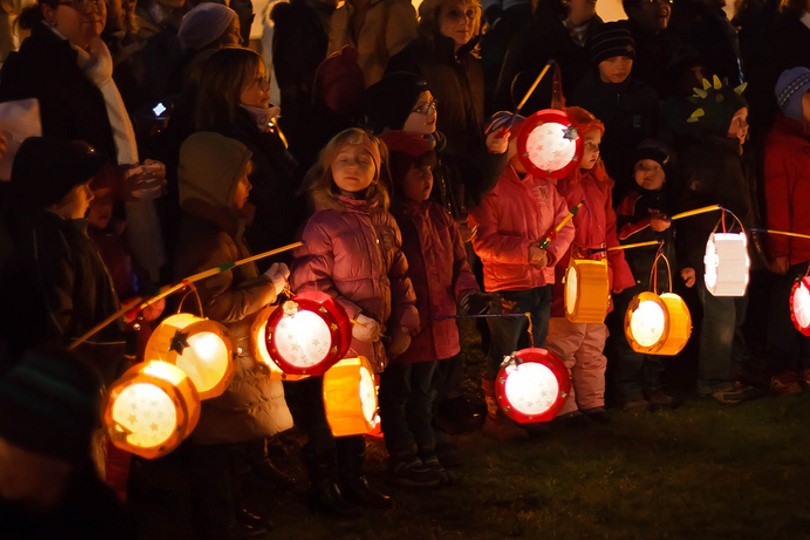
left=50, top=181, right=94, bottom=220
left=233, top=167, right=253, bottom=210
left=439, top=0, right=477, bottom=50
left=633, top=159, right=665, bottom=191
left=401, top=162, right=434, bottom=201
left=726, top=107, right=749, bottom=146
left=240, top=62, right=271, bottom=109
left=580, top=131, right=602, bottom=170
left=87, top=189, right=114, bottom=230
left=331, top=145, right=376, bottom=193
left=403, top=91, right=437, bottom=135
left=598, top=55, right=633, bottom=84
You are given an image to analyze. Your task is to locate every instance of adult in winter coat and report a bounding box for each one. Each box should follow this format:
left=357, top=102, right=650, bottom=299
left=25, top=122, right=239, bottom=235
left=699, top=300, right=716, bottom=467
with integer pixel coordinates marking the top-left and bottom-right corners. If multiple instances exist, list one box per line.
left=622, top=0, right=677, bottom=97
left=175, top=131, right=293, bottom=538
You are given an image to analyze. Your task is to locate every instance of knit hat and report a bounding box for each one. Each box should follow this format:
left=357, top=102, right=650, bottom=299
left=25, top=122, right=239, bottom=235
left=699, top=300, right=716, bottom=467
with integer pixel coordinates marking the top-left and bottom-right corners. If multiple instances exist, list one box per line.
left=0, top=348, right=102, bottom=464
left=178, top=132, right=253, bottom=209
left=686, top=75, right=748, bottom=137
left=589, top=21, right=636, bottom=65
left=364, top=72, right=430, bottom=133
left=9, top=137, right=107, bottom=208
left=177, top=3, right=237, bottom=52
left=485, top=111, right=526, bottom=140
left=633, top=138, right=672, bottom=175
left=313, top=46, right=365, bottom=118
left=775, top=67, right=810, bottom=122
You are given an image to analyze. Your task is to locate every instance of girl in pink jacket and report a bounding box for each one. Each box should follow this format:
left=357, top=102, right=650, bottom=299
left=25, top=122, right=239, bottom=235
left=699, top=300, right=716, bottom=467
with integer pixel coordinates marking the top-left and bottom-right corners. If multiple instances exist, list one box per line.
left=290, top=128, right=419, bottom=517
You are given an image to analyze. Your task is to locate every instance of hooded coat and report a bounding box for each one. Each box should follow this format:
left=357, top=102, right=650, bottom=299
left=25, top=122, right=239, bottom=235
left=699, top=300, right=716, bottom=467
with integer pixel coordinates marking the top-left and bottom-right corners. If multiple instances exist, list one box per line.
left=174, top=132, right=293, bottom=445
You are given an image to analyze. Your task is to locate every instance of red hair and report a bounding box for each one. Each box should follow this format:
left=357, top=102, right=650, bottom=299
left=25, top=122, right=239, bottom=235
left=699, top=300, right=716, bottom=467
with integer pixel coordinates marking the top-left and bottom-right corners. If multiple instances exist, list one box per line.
left=565, top=106, right=609, bottom=184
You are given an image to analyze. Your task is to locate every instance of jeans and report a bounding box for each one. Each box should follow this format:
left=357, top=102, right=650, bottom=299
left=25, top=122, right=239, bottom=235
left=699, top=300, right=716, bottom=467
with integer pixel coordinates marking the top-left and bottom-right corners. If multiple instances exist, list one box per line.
left=378, top=360, right=438, bottom=456
left=696, top=279, right=749, bottom=393
left=767, top=263, right=810, bottom=375
left=484, top=285, right=552, bottom=380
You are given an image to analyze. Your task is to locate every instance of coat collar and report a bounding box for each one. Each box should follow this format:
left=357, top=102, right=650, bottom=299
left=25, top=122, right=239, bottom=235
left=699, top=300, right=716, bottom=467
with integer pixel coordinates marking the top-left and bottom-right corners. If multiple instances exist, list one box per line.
left=180, top=198, right=254, bottom=238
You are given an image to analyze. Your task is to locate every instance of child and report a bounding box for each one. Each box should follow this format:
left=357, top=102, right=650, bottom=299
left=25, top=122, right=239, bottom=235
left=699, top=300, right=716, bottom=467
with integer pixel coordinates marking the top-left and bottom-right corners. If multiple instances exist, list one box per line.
left=611, top=140, right=689, bottom=410
left=468, top=111, right=575, bottom=440
left=547, top=106, right=636, bottom=424
left=379, top=130, right=486, bottom=486
left=175, top=132, right=293, bottom=538
left=290, top=128, right=419, bottom=516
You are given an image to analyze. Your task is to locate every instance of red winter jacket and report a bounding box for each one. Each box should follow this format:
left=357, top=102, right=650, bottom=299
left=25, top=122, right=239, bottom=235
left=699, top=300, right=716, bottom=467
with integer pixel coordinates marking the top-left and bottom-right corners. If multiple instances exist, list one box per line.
left=392, top=200, right=479, bottom=363
left=551, top=167, right=635, bottom=317
left=291, top=191, right=420, bottom=372
left=764, top=114, right=810, bottom=266
left=468, top=165, right=575, bottom=292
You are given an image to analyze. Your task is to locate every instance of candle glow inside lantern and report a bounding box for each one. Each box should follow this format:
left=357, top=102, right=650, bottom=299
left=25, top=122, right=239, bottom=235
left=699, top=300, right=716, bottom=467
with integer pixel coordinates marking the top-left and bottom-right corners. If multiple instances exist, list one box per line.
left=264, top=291, right=351, bottom=376
left=516, top=109, right=583, bottom=179
left=250, top=304, right=309, bottom=381
left=495, top=348, right=570, bottom=423
left=790, top=276, right=810, bottom=336
left=103, top=360, right=201, bottom=460
left=703, top=232, right=750, bottom=297
left=624, top=292, right=692, bottom=356
left=144, top=313, right=235, bottom=400
left=323, top=356, right=379, bottom=437
left=564, top=258, right=610, bottom=323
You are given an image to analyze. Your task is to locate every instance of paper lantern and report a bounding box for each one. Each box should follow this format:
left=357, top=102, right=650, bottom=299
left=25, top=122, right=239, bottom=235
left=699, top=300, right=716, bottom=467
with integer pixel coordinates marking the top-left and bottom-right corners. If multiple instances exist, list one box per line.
left=323, top=356, right=379, bottom=437
left=516, top=109, right=583, bottom=179
left=103, top=361, right=201, bottom=460
left=703, top=232, right=750, bottom=296
left=564, top=258, right=610, bottom=323
left=264, top=291, right=351, bottom=376
left=790, top=276, right=810, bottom=336
left=495, top=348, right=570, bottom=423
left=145, top=313, right=235, bottom=400
left=624, top=292, right=692, bottom=356
left=250, top=304, right=309, bottom=381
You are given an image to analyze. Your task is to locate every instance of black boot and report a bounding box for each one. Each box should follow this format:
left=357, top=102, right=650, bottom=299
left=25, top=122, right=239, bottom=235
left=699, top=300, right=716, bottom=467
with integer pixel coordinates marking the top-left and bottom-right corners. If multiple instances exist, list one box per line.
left=306, top=451, right=361, bottom=519
left=337, top=436, right=394, bottom=509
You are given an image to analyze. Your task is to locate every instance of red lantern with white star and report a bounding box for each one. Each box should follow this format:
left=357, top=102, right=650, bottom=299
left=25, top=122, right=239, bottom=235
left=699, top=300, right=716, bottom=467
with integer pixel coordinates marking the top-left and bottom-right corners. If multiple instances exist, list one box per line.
left=790, top=276, right=810, bottom=336
left=495, top=348, right=570, bottom=423
left=264, top=291, right=351, bottom=376
left=250, top=304, right=310, bottom=381
left=516, top=109, right=583, bottom=179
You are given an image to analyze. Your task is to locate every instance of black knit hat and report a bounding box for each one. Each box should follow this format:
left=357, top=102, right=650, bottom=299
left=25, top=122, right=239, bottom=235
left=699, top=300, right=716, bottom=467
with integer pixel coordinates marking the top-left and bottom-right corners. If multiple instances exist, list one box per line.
left=590, top=21, right=636, bottom=65
left=686, top=75, right=748, bottom=137
left=0, top=348, right=102, bottom=464
left=364, top=72, right=430, bottom=134
left=10, top=137, right=107, bottom=208
left=633, top=139, right=671, bottom=170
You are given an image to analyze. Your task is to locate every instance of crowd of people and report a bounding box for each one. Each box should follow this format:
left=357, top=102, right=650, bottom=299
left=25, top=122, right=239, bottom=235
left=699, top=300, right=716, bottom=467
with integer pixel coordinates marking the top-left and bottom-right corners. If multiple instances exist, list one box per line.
left=0, top=0, right=808, bottom=536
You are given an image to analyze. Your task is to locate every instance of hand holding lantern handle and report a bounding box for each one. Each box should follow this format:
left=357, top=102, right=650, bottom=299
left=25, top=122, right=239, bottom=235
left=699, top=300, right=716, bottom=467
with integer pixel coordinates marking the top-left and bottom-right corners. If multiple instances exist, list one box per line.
left=352, top=314, right=381, bottom=342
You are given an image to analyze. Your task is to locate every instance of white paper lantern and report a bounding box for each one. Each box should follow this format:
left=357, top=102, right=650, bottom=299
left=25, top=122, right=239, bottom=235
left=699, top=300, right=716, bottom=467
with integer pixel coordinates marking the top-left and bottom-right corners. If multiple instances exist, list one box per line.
left=495, top=348, right=570, bottom=423
left=790, top=276, right=810, bottom=336
left=703, top=232, right=750, bottom=296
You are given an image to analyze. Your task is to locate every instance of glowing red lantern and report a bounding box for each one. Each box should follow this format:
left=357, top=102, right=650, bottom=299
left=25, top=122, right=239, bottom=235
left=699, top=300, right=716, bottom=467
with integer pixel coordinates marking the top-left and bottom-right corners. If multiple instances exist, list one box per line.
left=516, top=109, right=583, bottom=179
left=790, top=276, right=810, bottom=336
left=250, top=304, right=310, bottom=381
left=495, top=348, right=570, bottom=423
left=264, top=291, right=351, bottom=376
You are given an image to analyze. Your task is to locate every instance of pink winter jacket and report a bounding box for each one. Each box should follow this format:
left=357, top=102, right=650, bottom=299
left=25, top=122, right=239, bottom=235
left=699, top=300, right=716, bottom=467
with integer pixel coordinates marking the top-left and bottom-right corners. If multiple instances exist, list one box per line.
left=468, top=165, right=575, bottom=292
left=392, top=200, right=479, bottom=363
left=291, top=191, right=420, bottom=372
left=551, top=168, right=635, bottom=317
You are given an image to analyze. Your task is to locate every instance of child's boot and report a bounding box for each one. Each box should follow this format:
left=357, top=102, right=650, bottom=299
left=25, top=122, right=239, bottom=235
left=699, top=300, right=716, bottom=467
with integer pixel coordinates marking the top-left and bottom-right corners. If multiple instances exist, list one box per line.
left=336, top=437, right=394, bottom=509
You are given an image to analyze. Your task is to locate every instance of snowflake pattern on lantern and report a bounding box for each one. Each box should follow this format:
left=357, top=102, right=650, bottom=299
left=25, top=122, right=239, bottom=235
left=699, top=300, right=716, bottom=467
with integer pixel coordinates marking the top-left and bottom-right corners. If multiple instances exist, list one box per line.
left=111, top=383, right=178, bottom=449
left=274, top=310, right=332, bottom=367
left=525, top=122, right=578, bottom=174
left=502, top=362, right=560, bottom=416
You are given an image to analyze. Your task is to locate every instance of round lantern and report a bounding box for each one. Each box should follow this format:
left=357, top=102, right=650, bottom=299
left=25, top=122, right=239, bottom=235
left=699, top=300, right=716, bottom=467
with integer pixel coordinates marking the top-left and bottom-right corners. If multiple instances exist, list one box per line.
left=516, top=109, right=583, bottom=179
left=703, top=232, right=750, bottom=297
left=103, top=360, right=201, bottom=460
left=495, top=348, right=570, bottom=423
left=144, top=313, right=235, bottom=400
left=250, top=304, right=309, bottom=381
left=564, top=258, right=610, bottom=323
left=323, top=356, right=379, bottom=437
left=624, top=292, right=692, bottom=356
left=790, top=276, right=810, bottom=336
left=264, top=291, right=351, bottom=376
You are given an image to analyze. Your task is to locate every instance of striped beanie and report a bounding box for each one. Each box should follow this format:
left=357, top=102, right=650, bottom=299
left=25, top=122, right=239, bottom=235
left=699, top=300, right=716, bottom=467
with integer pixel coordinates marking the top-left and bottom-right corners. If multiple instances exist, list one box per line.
left=590, top=21, right=636, bottom=65
left=775, top=67, right=810, bottom=122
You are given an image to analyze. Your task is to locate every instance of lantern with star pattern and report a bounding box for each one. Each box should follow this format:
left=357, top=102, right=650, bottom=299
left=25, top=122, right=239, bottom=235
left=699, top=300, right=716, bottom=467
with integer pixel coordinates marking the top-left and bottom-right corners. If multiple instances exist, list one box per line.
left=144, top=314, right=235, bottom=400
left=564, top=258, right=610, bottom=323
left=102, top=360, right=201, bottom=459
left=251, top=304, right=310, bottom=381
left=323, top=356, right=379, bottom=436
left=495, top=348, right=570, bottom=423
left=264, top=291, right=351, bottom=376
left=516, top=109, right=583, bottom=179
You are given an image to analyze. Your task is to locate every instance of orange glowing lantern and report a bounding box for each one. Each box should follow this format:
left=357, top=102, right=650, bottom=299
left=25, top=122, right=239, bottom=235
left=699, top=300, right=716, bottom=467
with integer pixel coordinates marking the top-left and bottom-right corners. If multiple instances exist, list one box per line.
left=144, top=313, right=235, bottom=400
left=516, top=109, right=583, bottom=179
left=624, top=292, right=692, bottom=356
left=564, top=258, right=610, bottom=323
left=495, top=348, right=570, bottom=423
left=250, top=304, right=310, bottom=381
left=322, top=356, right=379, bottom=436
left=790, top=276, right=810, bottom=336
left=704, top=232, right=750, bottom=297
left=103, top=360, right=201, bottom=460
left=264, top=291, right=351, bottom=376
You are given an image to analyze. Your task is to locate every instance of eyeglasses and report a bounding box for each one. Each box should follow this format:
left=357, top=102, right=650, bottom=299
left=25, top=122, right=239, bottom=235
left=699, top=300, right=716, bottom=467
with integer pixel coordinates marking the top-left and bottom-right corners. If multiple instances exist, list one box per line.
left=411, top=99, right=438, bottom=115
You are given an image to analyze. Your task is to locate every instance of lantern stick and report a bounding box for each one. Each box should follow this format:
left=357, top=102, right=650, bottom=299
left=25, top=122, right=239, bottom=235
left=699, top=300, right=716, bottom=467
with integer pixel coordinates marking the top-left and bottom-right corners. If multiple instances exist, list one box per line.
left=539, top=200, right=583, bottom=249
left=670, top=204, right=723, bottom=221
left=587, top=240, right=661, bottom=255
left=433, top=313, right=529, bottom=321
left=69, top=240, right=303, bottom=351
left=516, top=61, right=554, bottom=113
left=751, top=228, right=810, bottom=241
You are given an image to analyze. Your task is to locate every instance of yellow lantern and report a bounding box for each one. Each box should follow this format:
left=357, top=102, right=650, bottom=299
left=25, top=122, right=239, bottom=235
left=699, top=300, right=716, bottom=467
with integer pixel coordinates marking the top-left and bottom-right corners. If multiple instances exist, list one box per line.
left=564, top=258, right=610, bottom=323
left=704, top=232, right=750, bottom=297
left=103, top=360, right=201, bottom=460
left=250, top=304, right=310, bottom=381
left=322, top=356, right=378, bottom=437
left=145, top=313, right=235, bottom=400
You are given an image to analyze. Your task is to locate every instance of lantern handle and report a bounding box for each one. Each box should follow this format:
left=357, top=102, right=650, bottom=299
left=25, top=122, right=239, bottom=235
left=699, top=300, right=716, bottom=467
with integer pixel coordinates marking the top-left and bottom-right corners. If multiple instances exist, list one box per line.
left=176, top=283, right=204, bottom=316
left=649, top=250, right=674, bottom=295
